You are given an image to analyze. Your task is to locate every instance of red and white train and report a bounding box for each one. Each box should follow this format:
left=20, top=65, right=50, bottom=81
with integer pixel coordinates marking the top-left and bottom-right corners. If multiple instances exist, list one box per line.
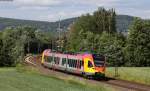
left=41, top=49, right=106, bottom=78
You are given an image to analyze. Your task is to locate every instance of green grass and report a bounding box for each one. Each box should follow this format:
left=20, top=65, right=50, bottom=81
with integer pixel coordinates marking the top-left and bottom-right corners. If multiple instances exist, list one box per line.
left=0, top=67, right=115, bottom=91
left=106, top=67, right=150, bottom=85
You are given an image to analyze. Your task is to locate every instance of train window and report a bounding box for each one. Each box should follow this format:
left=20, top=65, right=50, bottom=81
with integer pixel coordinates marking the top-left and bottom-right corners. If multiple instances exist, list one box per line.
left=70, top=59, right=72, bottom=67
left=72, top=59, right=74, bottom=67
left=80, top=60, right=84, bottom=66
left=48, top=56, right=53, bottom=62
left=54, top=57, right=60, bottom=64
left=62, top=58, right=66, bottom=66
left=72, top=59, right=75, bottom=68
left=57, top=57, right=60, bottom=64
left=68, top=59, right=69, bottom=66
left=72, top=59, right=74, bottom=68
left=68, top=59, right=76, bottom=68
left=79, top=61, right=82, bottom=69
left=77, top=60, right=79, bottom=69
left=93, top=54, right=105, bottom=67
left=69, top=59, right=71, bottom=67
left=68, top=59, right=71, bottom=67
left=54, top=57, right=57, bottom=64
left=88, top=61, right=93, bottom=68
left=73, top=59, right=76, bottom=68
left=71, top=59, right=73, bottom=67
left=75, top=60, right=77, bottom=68
left=45, top=56, right=48, bottom=62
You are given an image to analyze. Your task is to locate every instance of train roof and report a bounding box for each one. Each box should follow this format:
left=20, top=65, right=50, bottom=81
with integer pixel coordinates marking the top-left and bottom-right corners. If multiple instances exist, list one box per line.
left=43, top=49, right=93, bottom=59
left=43, top=49, right=104, bottom=60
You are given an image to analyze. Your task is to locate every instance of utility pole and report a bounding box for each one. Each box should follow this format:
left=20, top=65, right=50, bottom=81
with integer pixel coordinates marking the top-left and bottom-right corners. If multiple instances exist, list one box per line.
left=57, top=19, right=62, bottom=52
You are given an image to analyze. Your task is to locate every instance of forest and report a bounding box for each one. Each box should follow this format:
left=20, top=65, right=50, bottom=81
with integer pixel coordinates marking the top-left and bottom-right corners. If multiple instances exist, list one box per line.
left=0, top=7, right=150, bottom=67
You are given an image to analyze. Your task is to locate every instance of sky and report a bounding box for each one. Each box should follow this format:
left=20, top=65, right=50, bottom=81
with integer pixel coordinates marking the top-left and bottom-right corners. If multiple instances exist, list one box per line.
left=0, top=0, right=150, bottom=22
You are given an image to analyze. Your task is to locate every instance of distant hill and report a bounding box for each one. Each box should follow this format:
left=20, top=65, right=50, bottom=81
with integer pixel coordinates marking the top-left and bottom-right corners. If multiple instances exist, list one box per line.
left=0, top=15, right=134, bottom=32
left=116, top=15, right=135, bottom=33
left=0, top=17, right=77, bottom=32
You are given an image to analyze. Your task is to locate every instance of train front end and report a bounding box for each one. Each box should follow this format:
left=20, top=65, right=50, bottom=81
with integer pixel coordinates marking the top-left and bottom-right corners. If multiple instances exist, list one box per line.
left=92, top=54, right=106, bottom=78
left=83, top=54, right=106, bottom=79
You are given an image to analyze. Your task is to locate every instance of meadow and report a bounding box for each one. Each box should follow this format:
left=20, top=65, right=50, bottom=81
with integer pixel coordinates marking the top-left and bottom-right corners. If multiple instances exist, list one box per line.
left=0, top=67, right=115, bottom=91
left=106, top=67, right=150, bottom=85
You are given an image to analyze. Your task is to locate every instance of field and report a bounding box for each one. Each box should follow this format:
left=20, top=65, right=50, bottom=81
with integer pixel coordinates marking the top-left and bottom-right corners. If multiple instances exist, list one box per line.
left=106, top=67, right=150, bottom=85
left=0, top=67, right=115, bottom=91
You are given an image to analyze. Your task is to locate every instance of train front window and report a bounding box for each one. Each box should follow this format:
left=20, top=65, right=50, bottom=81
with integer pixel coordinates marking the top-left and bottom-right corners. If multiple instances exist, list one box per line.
left=93, top=54, right=105, bottom=67
left=88, top=61, right=93, bottom=68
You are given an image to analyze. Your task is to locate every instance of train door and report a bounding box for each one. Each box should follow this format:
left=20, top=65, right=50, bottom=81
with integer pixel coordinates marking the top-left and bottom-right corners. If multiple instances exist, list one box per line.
left=84, top=58, right=95, bottom=74
left=76, top=60, right=81, bottom=73
left=76, top=60, right=84, bottom=74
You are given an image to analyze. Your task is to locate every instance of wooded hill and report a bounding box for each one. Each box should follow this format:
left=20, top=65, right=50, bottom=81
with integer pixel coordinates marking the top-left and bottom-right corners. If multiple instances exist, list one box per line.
left=0, top=15, right=134, bottom=33
left=0, top=17, right=77, bottom=32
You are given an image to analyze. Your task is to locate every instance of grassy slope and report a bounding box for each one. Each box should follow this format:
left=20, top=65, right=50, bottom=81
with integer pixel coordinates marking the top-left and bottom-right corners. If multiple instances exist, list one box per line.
left=106, top=67, right=150, bottom=85
left=0, top=68, right=114, bottom=91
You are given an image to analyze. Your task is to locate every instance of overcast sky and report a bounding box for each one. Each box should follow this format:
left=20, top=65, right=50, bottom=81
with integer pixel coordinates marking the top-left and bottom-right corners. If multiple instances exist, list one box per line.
left=0, top=0, right=150, bottom=22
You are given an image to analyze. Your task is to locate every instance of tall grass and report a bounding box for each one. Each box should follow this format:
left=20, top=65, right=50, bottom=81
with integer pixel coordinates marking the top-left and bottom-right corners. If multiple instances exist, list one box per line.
left=106, top=67, right=150, bottom=85
left=0, top=67, right=116, bottom=91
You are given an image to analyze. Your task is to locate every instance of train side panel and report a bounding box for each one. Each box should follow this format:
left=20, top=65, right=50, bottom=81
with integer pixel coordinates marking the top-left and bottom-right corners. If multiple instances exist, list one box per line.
left=42, top=52, right=84, bottom=75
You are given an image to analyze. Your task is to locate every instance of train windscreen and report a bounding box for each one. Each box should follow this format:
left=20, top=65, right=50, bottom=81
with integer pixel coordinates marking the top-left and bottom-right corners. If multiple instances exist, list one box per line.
left=93, top=54, right=105, bottom=67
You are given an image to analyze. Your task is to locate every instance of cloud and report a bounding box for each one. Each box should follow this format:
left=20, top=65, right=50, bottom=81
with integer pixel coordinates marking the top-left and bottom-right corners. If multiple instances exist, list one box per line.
left=18, top=6, right=49, bottom=10
left=13, top=0, right=120, bottom=7
left=38, top=11, right=87, bottom=22
left=58, top=11, right=86, bottom=18
left=11, top=0, right=120, bottom=11
left=75, top=0, right=119, bottom=6
left=0, top=0, right=150, bottom=22
left=117, top=8, right=150, bottom=19
left=13, top=0, right=62, bottom=6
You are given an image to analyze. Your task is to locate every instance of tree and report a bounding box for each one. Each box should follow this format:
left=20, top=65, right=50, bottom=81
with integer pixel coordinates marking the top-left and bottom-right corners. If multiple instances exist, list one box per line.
left=21, top=27, right=37, bottom=53
left=93, top=7, right=116, bottom=33
left=0, top=26, right=57, bottom=67
left=0, top=32, right=3, bottom=66
left=125, top=18, right=150, bottom=66
left=96, top=32, right=125, bottom=66
left=67, top=7, right=117, bottom=53
left=1, top=28, right=17, bottom=66
left=35, top=31, right=44, bottom=53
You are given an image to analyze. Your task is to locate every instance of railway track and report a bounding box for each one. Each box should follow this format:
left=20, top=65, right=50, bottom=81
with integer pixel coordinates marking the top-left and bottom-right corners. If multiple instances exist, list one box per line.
left=103, top=79, right=150, bottom=91
left=24, top=54, right=37, bottom=66
left=24, top=55, right=150, bottom=91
